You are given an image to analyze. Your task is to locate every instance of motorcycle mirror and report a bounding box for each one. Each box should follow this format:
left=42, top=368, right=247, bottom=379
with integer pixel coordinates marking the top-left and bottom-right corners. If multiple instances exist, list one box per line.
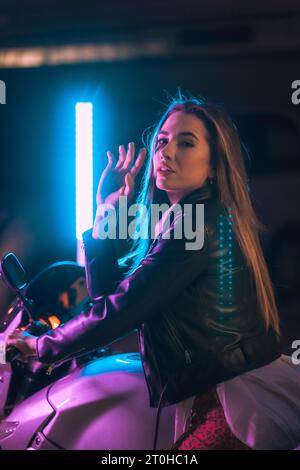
left=0, top=253, right=28, bottom=292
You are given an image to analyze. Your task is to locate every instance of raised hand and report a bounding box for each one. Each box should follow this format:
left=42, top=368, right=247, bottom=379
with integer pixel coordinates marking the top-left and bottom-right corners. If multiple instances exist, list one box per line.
left=96, top=142, right=147, bottom=209
left=92, top=143, right=147, bottom=239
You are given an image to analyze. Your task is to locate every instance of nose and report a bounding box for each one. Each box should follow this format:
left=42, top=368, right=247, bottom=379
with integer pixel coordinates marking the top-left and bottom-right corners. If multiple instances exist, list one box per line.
left=160, top=142, right=174, bottom=161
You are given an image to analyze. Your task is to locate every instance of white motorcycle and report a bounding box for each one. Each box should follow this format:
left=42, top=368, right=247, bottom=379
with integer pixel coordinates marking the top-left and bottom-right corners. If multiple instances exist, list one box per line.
left=0, top=253, right=175, bottom=450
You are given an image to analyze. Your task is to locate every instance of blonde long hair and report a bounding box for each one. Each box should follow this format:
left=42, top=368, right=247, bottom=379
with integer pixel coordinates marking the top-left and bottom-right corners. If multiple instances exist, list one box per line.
left=119, top=94, right=280, bottom=335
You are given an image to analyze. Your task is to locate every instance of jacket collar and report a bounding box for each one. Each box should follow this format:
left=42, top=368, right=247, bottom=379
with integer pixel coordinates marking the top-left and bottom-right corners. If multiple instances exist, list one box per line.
left=177, top=181, right=216, bottom=206
left=154, top=182, right=216, bottom=239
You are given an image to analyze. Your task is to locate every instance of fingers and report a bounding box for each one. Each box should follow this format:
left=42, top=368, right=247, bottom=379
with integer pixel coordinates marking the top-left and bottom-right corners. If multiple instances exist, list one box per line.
left=106, top=150, right=115, bottom=167
left=103, top=141, right=147, bottom=200
left=130, top=147, right=147, bottom=178
left=7, top=329, right=23, bottom=346
left=116, top=143, right=147, bottom=176
left=6, top=334, right=21, bottom=351
left=122, top=142, right=135, bottom=171
left=114, top=143, right=134, bottom=171
left=124, top=173, right=135, bottom=197
left=119, top=173, right=134, bottom=197
left=115, top=145, right=127, bottom=170
left=6, top=330, right=37, bottom=359
left=107, top=143, right=147, bottom=174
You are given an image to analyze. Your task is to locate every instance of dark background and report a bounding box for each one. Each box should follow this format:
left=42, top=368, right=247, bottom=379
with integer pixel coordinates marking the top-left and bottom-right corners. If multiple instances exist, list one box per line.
left=0, top=0, right=299, bottom=350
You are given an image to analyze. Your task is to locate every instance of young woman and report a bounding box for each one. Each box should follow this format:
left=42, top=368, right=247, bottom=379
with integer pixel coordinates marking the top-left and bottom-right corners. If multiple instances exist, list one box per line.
left=8, top=94, right=300, bottom=450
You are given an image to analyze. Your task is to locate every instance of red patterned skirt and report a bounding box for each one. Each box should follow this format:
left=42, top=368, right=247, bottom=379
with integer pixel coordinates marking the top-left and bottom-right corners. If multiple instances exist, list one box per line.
left=171, top=388, right=251, bottom=450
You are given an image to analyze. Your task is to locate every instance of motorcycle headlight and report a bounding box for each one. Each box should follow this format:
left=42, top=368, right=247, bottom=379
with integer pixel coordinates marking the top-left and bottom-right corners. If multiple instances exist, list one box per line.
left=0, top=421, right=19, bottom=440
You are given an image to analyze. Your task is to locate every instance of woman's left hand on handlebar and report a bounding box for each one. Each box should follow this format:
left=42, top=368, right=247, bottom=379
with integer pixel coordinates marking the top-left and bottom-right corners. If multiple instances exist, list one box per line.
left=6, top=329, right=38, bottom=360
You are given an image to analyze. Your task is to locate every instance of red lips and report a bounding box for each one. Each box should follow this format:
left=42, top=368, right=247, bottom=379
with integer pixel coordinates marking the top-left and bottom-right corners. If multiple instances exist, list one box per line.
left=157, top=164, right=175, bottom=172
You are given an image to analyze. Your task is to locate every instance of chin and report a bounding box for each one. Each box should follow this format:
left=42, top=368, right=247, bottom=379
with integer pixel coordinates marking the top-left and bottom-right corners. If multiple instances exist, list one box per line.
left=155, top=176, right=178, bottom=190
left=155, top=181, right=176, bottom=191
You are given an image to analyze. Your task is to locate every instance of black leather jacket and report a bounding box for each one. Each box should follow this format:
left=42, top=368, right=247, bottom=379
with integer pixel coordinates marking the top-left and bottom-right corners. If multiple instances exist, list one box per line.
left=36, top=183, right=281, bottom=407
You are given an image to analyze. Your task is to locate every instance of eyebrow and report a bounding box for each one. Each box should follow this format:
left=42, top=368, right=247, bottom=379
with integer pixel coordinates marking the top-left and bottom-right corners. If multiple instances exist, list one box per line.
left=158, top=130, right=199, bottom=140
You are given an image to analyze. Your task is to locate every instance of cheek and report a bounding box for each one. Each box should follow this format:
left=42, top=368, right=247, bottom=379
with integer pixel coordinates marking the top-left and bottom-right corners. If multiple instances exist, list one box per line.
left=180, top=155, right=210, bottom=179
left=153, top=153, right=161, bottom=172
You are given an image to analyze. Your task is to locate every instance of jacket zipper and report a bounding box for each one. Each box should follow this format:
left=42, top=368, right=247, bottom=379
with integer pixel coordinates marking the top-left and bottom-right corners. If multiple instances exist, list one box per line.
left=146, top=234, right=192, bottom=365
left=46, top=347, right=87, bottom=375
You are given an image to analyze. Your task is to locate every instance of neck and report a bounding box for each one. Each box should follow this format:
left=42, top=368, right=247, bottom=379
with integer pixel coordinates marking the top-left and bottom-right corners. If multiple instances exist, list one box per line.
left=166, top=185, right=207, bottom=205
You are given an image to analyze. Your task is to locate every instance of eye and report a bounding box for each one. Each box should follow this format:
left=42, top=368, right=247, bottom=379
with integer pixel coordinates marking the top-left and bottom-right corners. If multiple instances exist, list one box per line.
left=179, top=141, right=194, bottom=148
left=155, top=137, right=168, bottom=149
left=156, top=138, right=194, bottom=149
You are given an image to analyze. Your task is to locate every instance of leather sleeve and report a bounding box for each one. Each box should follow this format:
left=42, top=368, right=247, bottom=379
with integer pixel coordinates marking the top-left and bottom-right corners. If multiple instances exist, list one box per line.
left=36, top=222, right=210, bottom=364
left=82, top=227, right=128, bottom=299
